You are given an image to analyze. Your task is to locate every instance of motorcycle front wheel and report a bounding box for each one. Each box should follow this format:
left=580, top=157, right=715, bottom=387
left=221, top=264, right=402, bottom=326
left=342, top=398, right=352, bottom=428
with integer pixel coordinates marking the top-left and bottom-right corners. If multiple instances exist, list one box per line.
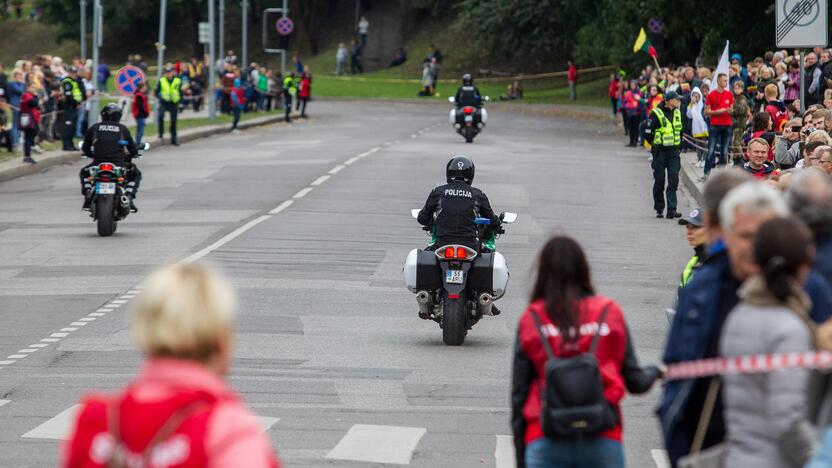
left=442, top=293, right=467, bottom=346
left=96, top=196, right=116, bottom=237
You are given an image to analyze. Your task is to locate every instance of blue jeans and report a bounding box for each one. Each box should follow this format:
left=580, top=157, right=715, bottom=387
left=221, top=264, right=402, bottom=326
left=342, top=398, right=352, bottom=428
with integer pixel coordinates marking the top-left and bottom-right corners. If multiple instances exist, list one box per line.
left=807, top=425, right=832, bottom=467
left=525, top=437, right=625, bottom=468
left=135, top=118, right=146, bottom=146
left=11, top=108, right=19, bottom=147
left=705, top=125, right=732, bottom=175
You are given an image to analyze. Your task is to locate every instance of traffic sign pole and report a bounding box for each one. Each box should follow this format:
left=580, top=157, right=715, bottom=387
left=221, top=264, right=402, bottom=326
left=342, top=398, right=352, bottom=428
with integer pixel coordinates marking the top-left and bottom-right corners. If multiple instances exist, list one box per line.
left=80, top=0, right=87, bottom=61
left=208, top=0, right=217, bottom=121
left=242, top=0, right=248, bottom=68
left=219, top=0, right=225, bottom=62
left=90, top=0, right=100, bottom=125
left=800, top=49, right=806, bottom=113
left=155, top=0, right=168, bottom=125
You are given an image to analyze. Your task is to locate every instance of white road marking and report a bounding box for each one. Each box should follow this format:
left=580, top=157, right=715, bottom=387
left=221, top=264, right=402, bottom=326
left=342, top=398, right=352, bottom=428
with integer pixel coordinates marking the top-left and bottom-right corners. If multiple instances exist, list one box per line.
left=293, top=187, right=313, bottom=199
left=344, top=156, right=361, bottom=165
left=88, top=313, right=106, bottom=317
left=60, top=328, right=78, bottom=332
left=97, top=307, right=115, bottom=312
left=181, top=214, right=272, bottom=264
left=495, top=435, right=516, bottom=468
left=0, top=400, right=9, bottom=407
left=40, top=338, right=61, bottom=342
left=7, top=355, right=26, bottom=359
left=70, top=322, right=88, bottom=327
left=120, top=294, right=136, bottom=299
left=257, top=416, right=280, bottom=432
left=110, top=300, right=127, bottom=304
left=410, top=134, right=417, bottom=138
left=652, top=449, right=671, bottom=468
left=0, top=360, right=15, bottom=365
left=310, top=175, right=330, bottom=186
left=21, top=405, right=79, bottom=440
left=326, top=424, right=426, bottom=465
left=49, top=333, right=68, bottom=338
left=328, top=165, right=345, bottom=175
left=268, top=200, right=294, bottom=215
left=17, top=349, right=38, bottom=354
left=29, top=344, right=49, bottom=348
left=78, top=318, right=96, bottom=322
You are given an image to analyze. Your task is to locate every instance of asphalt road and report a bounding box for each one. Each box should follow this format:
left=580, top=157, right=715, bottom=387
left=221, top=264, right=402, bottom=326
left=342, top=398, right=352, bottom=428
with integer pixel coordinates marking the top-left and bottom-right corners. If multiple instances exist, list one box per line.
left=0, top=100, right=691, bottom=467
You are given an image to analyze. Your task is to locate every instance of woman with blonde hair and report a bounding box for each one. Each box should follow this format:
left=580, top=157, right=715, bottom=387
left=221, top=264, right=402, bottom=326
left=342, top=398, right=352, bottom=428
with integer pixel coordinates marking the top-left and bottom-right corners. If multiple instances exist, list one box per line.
left=63, top=263, right=281, bottom=468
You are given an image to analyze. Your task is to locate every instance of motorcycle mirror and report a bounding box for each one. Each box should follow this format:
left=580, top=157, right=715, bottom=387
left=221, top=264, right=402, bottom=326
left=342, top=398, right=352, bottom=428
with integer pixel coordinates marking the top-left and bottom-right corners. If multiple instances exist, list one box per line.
left=447, top=97, right=455, bottom=103
left=141, top=142, right=150, bottom=151
left=410, top=209, right=420, bottom=220
left=483, top=96, right=491, bottom=102
left=501, top=212, right=518, bottom=224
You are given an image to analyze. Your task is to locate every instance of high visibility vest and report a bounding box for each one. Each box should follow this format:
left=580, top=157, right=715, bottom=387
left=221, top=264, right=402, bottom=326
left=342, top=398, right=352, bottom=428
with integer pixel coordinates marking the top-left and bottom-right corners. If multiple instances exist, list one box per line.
left=62, top=77, right=83, bottom=103
left=652, top=107, right=682, bottom=147
left=283, top=76, right=297, bottom=96
left=680, top=255, right=699, bottom=288
left=160, top=76, right=181, bottom=104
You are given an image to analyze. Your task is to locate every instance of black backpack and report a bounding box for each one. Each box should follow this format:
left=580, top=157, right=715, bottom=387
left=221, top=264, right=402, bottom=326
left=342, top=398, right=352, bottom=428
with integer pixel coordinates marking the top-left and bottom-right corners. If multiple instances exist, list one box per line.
left=530, top=304, right=617, bottom=438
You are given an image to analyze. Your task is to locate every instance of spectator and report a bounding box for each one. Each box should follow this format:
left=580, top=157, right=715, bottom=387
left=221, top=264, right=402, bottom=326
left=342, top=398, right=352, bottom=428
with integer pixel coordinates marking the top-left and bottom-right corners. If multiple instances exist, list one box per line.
left=187, top=57, right=205, bottom=112
left=418, top=60, right=434, bottom=97
left=815, top=145, right=832, bottom=176
left=224, top=49, right=237, bottom=66
left=357, top=16, right=369, bottom=48
left=787, top=169, right=832, bottom=289
left=0, top=64, right=7, bottom=97
left=720, top=217, right=816, bottom=468
left=7, top=69, right=24, bottom=149
left=96, top=62, right=109, bottom=92
left=747, top=111, right=776, bottom=162
left=229, top=79, right=245, bottom=132
left=608, top=74, right=619, bottom=117
left=743, top=138, right=779, bottom=179
left=335, top=42, right=348, bottom=76
left=784, top=60, right=801, bottom=105
left=266, top=70, right=277, bottom=111
left=293, top=55, right=303, bottom=75
left=806, top=52, right=822, bottom=107
left=774, top=61, right=788, bottom=98
left=729, top=80, right=751, bottom=165
left=350, top=39, right=364, bottom=74
left=763, top=83, right=788, bottom=132
left=678, top=208, right=707, bottom=289
left=61, top=263, right=282, bottom=468
left=19, top=83, right=39, bottom=164
left=567, top=60, right=577, bottom=100
left=511, top=236, right=660, bottom=468
left=623, top=80, right=642, bottom=147
left=688, top=87, right=709, bottom=167
left=775, top=118, right=803, bottom=169
left=131, top=82, right=149, bottom=146
left=389, top=47, right=407, bottom=68
left=0, top=98, right=13, bottom=153
left=298, top=66, right=311, bottom=118
left=704, top=73, right=735, bottom=177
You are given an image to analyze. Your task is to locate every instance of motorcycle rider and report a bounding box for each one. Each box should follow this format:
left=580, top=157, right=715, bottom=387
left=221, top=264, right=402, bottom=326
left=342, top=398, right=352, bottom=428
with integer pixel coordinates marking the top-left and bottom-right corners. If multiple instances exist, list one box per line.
left=454, top=74, right=482, bottom=108
left=79, top=103, right=141, bottom=212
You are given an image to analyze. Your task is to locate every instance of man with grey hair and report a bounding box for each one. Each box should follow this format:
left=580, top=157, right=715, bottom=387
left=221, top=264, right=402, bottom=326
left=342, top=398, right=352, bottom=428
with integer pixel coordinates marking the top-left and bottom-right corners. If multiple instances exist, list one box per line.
left=661, top=178, right=832, bottom=465
left=815, top=146, right=832, bottom=176
left=788, top=169, right=832, bottom=296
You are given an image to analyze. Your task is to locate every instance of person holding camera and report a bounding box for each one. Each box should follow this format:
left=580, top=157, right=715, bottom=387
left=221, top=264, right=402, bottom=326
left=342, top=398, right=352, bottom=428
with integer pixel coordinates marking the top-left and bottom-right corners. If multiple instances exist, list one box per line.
left=775, top=118, right=804, bottom=170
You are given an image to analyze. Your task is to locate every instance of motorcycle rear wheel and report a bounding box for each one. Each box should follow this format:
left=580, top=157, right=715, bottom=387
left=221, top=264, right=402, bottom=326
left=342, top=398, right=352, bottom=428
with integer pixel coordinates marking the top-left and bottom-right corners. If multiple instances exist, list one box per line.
left=441, top=294, right=467, bottom=346
left=464, top=126, right=475, bottom=143
left=96, top=196, right=116, bottom=237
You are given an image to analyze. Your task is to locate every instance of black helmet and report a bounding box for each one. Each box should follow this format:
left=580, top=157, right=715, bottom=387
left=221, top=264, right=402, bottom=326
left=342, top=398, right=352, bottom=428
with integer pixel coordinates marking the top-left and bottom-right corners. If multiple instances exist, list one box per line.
left=462, top=73, right=472, bottom=86
left=101, top=103, right=122, bottom=123
left=446, top=155, right=475, bottom=184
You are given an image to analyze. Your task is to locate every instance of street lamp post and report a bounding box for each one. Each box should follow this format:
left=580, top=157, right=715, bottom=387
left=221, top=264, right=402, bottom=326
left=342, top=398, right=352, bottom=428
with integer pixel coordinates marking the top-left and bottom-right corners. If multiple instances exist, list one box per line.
left=80, top=0, right=87, bottom=61
left=241, top=0, right=248, bottom=68
left=90, top=0, right=101, bottom=125
left=208, top=0, right=217, bottom=120
left=219, top=0, right=225, bottom=62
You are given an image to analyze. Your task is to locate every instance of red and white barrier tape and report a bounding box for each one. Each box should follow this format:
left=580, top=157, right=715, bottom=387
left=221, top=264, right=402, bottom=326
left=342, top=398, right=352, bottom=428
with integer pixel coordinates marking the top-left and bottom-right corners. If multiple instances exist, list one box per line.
left=665, top=350, right=832, bottom=380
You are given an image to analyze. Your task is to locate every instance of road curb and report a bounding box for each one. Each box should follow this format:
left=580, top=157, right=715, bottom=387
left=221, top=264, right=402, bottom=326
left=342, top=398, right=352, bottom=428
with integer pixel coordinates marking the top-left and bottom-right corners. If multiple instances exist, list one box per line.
left=680, top=151, right=704, bottom=206
left=0, top=113, right=289, bottom=184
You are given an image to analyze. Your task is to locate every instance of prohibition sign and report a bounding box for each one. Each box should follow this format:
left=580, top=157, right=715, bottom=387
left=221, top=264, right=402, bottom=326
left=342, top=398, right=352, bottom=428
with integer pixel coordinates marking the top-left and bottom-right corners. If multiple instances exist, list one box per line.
left=115, top=65, right=146, bottom=96
left=777, top=0, right=821, bottom=45
left=276, top=17, right=294, bottom=36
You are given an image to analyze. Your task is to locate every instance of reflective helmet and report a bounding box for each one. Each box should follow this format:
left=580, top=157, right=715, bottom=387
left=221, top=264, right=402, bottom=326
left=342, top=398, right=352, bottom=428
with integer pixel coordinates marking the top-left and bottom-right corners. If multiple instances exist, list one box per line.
left=101, top=103, right=122, bottom=123
left=446, top=155, right=475, bottom=184
left=462, top=73, right=472, bottom=86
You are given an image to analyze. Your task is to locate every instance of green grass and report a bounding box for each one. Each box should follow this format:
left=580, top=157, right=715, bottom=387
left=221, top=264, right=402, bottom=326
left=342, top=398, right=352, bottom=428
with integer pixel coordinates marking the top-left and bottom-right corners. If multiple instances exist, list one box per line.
left=131, top=109, right=284, bottom=137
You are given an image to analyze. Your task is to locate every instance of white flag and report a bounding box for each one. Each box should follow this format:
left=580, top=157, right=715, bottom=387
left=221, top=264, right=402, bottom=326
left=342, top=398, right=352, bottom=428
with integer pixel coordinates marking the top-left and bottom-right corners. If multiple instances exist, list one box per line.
left=712, top=41, right=730, bottom=88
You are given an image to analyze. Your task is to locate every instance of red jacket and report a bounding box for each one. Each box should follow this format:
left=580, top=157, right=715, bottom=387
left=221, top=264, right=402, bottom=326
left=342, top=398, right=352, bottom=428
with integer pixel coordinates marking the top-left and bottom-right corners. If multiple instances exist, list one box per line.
left=63, top=358, right=281, bottom=468
left=20, top=92, right=40, bottom=125
left=300, top=75, right=312, bottom=99
left=514, top=297, right=627, bottom=446
left=132, top=91, right=150, bottom=119
left=608, top=79, right=619, bottom=98
left=568, top=64, right=577, bottom=82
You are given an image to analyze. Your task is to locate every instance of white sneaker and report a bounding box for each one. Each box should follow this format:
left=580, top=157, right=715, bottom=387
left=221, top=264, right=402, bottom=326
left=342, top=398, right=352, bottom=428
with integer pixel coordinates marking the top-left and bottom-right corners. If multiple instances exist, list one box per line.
left=33, top=145, right=43, bottom=154
left=232, top=129, right=241, bottom=134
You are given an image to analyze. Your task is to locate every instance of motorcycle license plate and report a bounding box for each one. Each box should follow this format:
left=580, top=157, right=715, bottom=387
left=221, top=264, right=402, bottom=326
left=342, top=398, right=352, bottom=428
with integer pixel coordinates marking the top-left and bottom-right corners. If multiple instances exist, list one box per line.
left=96, top=183, right=116, bottom=195
left=446, top=270, right=464, bottom=284
left=464, top=115, right=473, bottom=122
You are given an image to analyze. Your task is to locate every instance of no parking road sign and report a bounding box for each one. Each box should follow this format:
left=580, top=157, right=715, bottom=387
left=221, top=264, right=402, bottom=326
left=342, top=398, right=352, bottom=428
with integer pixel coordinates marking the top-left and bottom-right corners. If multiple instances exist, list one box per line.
left=276, top=16, right=294, bottom=36
left=115, top=65, right=146, bottom=96
left=776, top=0, right=828, bottom=48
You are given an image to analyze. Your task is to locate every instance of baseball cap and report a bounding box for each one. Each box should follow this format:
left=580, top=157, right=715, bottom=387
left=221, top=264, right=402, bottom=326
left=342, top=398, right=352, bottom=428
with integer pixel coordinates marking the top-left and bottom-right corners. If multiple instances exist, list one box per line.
left=679, top=208, right=703, bottom=227
left=664, top=90, right=682, bottom=101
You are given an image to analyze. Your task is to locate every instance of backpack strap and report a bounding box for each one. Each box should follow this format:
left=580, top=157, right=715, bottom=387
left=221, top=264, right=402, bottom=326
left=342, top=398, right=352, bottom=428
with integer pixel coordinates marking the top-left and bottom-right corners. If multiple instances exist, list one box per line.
left=529, top=308, right=556, bottom=362
left=588, top=303, right=613, bottom=355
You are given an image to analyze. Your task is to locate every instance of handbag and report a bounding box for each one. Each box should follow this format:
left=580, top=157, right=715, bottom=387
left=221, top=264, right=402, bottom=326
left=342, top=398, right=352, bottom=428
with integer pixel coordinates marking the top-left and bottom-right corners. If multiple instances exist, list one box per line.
left=19, top=112, right=33, bottom=130
left=531, top=303, right=617, bottom=438
left=677, top=379, right=727, bottom=468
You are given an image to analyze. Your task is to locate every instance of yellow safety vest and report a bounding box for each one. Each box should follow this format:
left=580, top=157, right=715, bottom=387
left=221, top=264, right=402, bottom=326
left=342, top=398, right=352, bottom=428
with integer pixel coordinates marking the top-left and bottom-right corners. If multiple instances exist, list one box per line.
left=62, top=77, right=83, bottom=103
left=159, top=76, right=181, bottom=104
left=652, top=107, right=682, bottom=147
left=680, top=255, right=699, bottom=288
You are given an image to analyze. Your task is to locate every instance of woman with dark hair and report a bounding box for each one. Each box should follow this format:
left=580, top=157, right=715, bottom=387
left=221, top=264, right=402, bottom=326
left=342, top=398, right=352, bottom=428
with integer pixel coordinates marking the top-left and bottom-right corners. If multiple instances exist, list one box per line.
left=720, top=217, right=816, bottom=468
left=511, top=236, right=661, bottom=468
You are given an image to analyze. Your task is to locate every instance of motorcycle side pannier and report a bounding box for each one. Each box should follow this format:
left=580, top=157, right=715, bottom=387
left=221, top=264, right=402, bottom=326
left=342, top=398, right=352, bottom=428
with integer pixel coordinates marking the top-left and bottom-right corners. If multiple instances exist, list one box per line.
left=468, top=252, right=510, bottom=298
left=403, top=249, right=443, bottom=292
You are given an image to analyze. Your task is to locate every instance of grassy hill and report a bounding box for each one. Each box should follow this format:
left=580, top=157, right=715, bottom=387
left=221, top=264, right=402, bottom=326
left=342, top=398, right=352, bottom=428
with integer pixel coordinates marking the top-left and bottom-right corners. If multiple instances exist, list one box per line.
left=0, top=19, right=79, bottom=67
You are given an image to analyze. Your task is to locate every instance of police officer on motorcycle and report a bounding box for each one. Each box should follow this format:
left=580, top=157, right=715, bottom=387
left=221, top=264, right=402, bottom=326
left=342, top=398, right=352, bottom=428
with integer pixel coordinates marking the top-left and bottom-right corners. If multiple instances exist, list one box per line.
left=454, top=74, right=482, bottom=108
left=417, top=156, right=501, bottom=252
left=80, top=103, right=142, bottom=212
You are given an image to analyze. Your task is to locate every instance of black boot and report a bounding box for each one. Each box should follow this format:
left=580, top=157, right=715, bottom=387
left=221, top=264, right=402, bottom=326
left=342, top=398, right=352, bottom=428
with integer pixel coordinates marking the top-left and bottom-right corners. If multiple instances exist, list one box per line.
left=666, top=210, right=682, bottom=219
left=82, top=195, right=91, bottom=211
left=491, top=305, right=502, bottom=316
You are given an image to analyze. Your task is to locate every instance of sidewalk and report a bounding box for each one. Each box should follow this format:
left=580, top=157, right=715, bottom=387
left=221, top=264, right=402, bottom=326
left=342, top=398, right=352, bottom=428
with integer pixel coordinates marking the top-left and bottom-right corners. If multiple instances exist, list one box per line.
left=679, top=150, right=705, bottom=206
left=0, top=112, right=296, bottom=183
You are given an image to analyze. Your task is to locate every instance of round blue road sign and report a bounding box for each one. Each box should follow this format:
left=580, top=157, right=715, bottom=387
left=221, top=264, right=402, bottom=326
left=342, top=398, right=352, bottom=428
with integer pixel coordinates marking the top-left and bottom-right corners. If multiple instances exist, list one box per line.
left=115, top=66, right=146, bottom=96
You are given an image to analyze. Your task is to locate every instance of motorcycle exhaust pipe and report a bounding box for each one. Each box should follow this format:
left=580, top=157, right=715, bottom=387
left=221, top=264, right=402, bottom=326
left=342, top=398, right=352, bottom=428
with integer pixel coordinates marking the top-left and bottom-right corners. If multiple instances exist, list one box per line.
left=416, top=290, right=432, bottom=319
left=478, top=293, right=494, bottom=316
left=120, top=195, right=131, bottom=208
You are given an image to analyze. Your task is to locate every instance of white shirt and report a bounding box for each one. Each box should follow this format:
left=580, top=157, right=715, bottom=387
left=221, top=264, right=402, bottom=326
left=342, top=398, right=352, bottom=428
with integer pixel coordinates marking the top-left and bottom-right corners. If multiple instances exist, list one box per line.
left=358, top=19, right=369, bottom=34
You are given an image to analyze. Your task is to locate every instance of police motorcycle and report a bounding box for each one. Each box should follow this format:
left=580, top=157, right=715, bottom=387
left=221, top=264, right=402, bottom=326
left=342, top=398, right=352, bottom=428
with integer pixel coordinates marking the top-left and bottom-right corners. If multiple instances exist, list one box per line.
left=448, top=95, right=489, bottom=143
left=78, top=140, right=149, bottom=237
left=403, top=210, right=517, bottom=346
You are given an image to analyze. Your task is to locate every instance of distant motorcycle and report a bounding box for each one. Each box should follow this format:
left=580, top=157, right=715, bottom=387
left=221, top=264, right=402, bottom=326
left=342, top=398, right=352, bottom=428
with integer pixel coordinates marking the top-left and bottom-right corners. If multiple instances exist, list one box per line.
left=80, top=141, right=149, bottom=237
left=403, top=209, right=517, bottom=345
left=448, top=96, right=489, bottom=143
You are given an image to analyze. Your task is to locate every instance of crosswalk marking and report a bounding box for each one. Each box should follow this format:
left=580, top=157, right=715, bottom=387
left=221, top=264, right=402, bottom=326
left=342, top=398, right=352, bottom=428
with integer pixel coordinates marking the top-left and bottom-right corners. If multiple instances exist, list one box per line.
left=326, top=424, right=426, bottom=465
left=21, top=405, right=279, bottom=440
left=495, top=435, right=516, bottom=468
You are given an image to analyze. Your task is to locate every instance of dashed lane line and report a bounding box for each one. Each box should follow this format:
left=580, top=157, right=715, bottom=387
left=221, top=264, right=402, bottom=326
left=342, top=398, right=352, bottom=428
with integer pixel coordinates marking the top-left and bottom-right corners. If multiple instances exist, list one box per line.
left=268, top=200, right=294, bottom=215
left=292, top=187, right=314, bottom=199
left=310, top=175, right=330, bottom=186
left=328, top=165, right=345, bottom=175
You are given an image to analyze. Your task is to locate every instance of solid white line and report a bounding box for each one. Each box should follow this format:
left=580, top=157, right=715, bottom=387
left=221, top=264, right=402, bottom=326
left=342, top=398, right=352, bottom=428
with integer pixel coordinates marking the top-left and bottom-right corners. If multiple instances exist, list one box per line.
left=181, top=214, right=272, bottom=264
left=22, top=405, right=79, bottom=440
left=60, top=328, right=78, bottom=332
left=110, top=300, right=127, bottom=304
left=293, top=187, right=313, bottom=199
left=326, top=424, right=426, bottom=465
left=651, top=449, right=671, bottom=468
left=269, top=200, right=294, bottom=215
left=495, top=435, right=516, bottom=468
left=0, top=360, right=15, bottom=365
left=41, top=338, right=61, bottom=342
left=344, top=156, right=360, bottom=165
left=49, top=333, right=68, bottom=338
left=29, top=344, right=49, bottom=348
left=310, top=175, right=330, bottom=186
left=17, top=349, right=38, bottom=354
left=70, top=322, right=88, bottom=327
left=328, top=165, right=345, bottom=175
left=7, top=355, right=26, bottom=359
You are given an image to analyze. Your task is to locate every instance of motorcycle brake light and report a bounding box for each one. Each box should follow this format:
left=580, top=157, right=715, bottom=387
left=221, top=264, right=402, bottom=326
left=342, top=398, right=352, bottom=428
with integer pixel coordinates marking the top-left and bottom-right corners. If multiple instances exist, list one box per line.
left=456, top=247, right=468, bottom=259
left=462, top=107, right=475, bottom=114
left=99, top=163, right=114, bottom=172
left=444, top=247, right=456, bottom=259
left=117, top=177, right=124, bottom=182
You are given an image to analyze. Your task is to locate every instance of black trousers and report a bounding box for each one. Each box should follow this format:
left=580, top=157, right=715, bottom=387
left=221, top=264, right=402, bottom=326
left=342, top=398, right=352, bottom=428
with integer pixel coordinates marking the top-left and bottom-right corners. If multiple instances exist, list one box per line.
left=652, top=147, right=681, bottom=214
left=158, top=101, right=178, bottom=144
left=62, top=107, right=77, bottom=149
left=626, top=113, right=640, bottom=145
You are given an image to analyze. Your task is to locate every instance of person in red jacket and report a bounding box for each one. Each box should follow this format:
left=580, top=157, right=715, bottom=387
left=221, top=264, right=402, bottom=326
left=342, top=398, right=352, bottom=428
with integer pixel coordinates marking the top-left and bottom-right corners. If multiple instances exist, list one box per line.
left=19, top=83, right=40, bottom=164
left=62, top=263, right=282, bottom=468
left=299, top=66, right=312, bottom=118
left=568, top=60, right=578, bottom=100
left=511, top=236, right=661, bottom=468
left=131, top=83, right=150, bottom=146
left=608, top=74, right=619, bottom=117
